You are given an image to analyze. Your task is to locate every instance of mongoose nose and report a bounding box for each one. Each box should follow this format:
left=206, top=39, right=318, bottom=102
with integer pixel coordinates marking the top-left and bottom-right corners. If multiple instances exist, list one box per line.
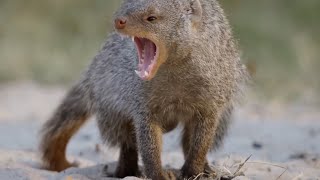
left=115, top=18, right=127, bottom=30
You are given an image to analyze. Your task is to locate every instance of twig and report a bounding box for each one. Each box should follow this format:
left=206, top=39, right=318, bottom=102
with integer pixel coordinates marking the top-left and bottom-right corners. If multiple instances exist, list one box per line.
left=220, top=155, right=252, bottom=180
left=245, top=161, right=288, bottom=180
left=188, top=172, right=209, bottom=180
left=276, top=168, right=287, bottom=180
left=246, top=161, right=286, bottom=169
left=222, top=166, right=232, bottom=174
left=233, top=155, right=252, bottom=175
left=292, top=173, right=304, bottom=180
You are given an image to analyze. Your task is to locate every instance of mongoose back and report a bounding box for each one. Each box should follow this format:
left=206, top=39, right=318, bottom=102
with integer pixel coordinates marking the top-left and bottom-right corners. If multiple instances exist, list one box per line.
left=39, top=0, right=247, bottom=179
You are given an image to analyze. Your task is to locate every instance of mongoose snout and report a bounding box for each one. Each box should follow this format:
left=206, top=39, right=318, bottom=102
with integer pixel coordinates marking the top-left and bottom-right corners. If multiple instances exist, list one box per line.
left=114, top=18, right=127, bottom=30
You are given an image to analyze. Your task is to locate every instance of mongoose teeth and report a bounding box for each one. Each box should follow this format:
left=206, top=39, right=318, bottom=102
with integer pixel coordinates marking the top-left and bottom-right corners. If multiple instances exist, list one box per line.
left=144, top=71, right=149, bottom=77
left=135, top=70, right=140, bottom=76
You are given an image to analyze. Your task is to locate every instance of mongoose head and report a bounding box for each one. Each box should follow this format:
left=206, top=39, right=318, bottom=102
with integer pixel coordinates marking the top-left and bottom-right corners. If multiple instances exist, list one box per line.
left=114, top=0, right=204, bottom=80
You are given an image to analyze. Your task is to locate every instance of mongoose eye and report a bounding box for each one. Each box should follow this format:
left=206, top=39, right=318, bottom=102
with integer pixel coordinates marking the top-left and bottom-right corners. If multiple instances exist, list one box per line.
left=146, top=16, right=157, bottom=22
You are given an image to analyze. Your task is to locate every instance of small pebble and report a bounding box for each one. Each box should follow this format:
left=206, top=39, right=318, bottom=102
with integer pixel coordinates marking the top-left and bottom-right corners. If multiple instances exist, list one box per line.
left=252, top=141, right=263, bottom=150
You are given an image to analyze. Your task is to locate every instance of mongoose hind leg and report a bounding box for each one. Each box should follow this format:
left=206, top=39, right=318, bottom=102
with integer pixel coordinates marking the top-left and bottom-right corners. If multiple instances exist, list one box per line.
left=97, top=115, right=141, bottom=178
left=110, top=124, right=141, bottom=178
left=40, top=130, right=81, bottom=171
left=111, top=142, right=141, bottom=178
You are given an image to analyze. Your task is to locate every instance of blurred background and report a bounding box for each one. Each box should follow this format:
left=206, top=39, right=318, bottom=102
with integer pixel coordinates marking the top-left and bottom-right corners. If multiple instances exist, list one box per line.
left=0, top=0, right=319, bottom=105
left=0, top=1, right=319, bottom=179
left=0, top=0, right=320, bottom=103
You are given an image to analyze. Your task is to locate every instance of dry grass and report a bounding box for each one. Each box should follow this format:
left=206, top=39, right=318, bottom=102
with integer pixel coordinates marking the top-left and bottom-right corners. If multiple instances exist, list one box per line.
left=184, top=155, right=290, bottom=180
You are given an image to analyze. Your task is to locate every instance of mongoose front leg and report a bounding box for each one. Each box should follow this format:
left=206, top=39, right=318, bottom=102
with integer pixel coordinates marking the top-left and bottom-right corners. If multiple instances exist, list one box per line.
left=181, top=113, right=217, bottom=179
left=134, top=115, right=176, bottom=180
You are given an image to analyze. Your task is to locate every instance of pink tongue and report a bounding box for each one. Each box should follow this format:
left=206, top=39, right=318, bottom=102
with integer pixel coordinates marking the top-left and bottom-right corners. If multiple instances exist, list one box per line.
left=142, top=39, right=156, bottom=71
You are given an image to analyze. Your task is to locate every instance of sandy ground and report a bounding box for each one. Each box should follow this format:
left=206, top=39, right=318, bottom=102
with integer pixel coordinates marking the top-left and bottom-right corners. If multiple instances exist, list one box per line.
left=0, top=82, right=319, bottom=180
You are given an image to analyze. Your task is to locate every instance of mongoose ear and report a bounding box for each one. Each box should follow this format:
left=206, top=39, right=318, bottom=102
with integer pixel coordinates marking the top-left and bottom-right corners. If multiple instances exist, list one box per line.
left=189, top=0, right=203, bottom=24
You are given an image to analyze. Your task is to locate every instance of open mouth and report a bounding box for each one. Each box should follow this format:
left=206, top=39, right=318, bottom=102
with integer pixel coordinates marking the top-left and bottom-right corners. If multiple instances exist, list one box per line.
left=132, top=37, right=159, bottom=80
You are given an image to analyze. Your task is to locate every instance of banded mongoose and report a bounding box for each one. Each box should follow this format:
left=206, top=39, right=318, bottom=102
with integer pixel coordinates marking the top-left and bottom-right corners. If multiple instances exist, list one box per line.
left=39, top=0, right=247, bottom=179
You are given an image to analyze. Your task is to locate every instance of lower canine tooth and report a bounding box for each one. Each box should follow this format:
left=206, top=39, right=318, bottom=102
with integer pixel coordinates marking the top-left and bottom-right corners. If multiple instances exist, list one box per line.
left=144, top=71, right=149, bottom=76
left=135, top=70, right=140, bottom=76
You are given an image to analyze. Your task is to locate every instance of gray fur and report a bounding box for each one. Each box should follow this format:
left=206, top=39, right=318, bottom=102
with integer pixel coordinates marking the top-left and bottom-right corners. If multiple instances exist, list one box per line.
left=39, top=0, right=248, bottom=179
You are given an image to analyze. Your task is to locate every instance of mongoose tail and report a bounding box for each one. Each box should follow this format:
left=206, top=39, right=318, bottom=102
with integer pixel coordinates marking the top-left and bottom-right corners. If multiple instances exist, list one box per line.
left=39, top=79, right=92, bottom=171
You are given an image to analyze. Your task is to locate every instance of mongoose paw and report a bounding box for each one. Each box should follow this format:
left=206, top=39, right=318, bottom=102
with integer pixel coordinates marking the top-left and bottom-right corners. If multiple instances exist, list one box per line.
left=146, top=170, right=178, bottom=180
left=204, top=163, right=216, bottom=177
left=164, top=169, right=179, bottom=180
left=43, top=160, right=78, bottom=172
left=179, top=163, right=216, bottom=180
left=113, top=169, right=142, bottom=178
left=180, top=165, right=203, bottom=180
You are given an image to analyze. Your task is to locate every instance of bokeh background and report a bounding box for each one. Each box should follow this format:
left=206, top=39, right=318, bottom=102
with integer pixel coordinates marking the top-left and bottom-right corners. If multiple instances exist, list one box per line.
left=1, top=0, right=319, bottom=105
left=0, top=1, right=320, bottom=179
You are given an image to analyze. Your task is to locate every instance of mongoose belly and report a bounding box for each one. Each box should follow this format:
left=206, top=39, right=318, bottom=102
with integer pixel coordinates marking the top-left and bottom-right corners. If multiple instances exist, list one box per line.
left=152, top=101, right=194, bottom=132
